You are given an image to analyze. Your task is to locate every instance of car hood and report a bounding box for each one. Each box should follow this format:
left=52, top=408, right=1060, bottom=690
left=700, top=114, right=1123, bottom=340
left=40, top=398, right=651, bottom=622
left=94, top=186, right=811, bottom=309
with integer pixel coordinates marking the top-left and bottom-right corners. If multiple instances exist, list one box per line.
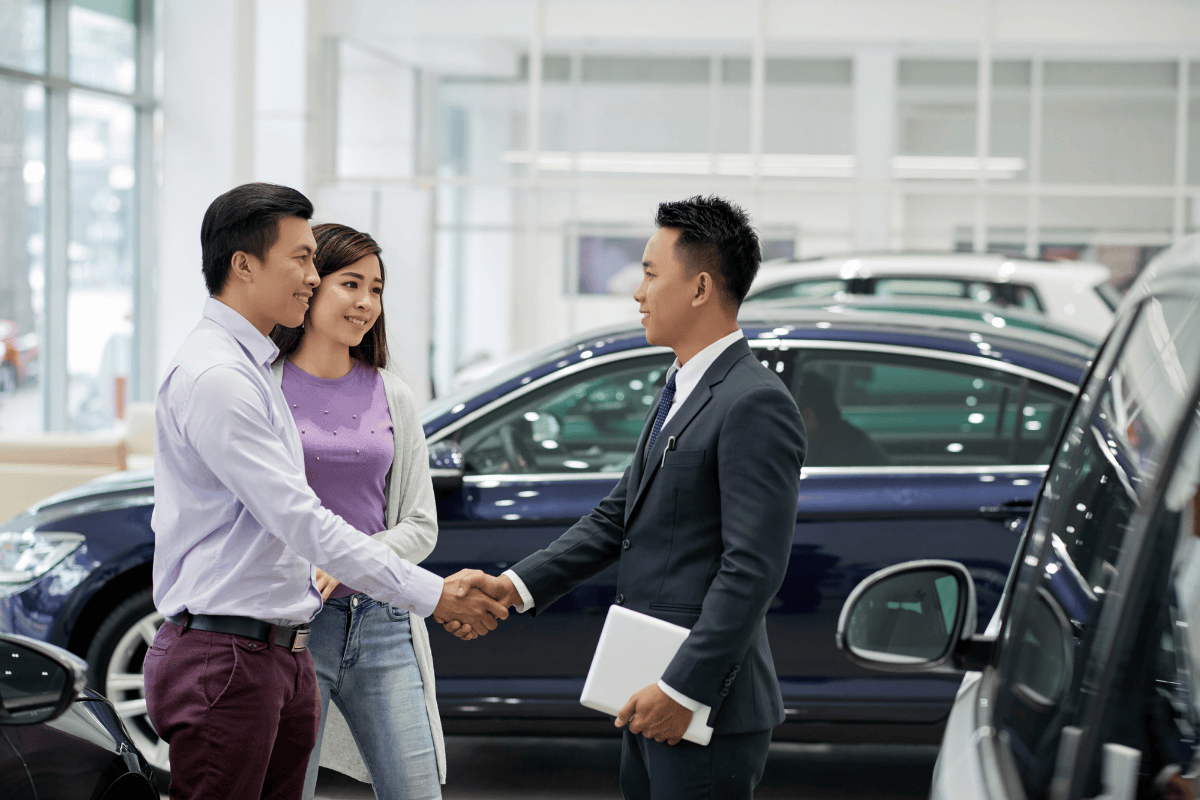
left=24, top=469, right=154, bottom=515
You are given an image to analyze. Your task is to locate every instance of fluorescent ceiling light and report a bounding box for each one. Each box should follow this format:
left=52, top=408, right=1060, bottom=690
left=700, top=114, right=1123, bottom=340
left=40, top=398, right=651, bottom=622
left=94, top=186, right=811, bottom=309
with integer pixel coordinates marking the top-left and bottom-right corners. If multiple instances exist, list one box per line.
left=502, top=151, right=1026, bottom=179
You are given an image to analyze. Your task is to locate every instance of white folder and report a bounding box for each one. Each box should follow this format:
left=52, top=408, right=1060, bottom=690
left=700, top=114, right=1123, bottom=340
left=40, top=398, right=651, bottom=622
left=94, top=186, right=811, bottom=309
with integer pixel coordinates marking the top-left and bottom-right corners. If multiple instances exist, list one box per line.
left=579, top=605, right=715, bottom=746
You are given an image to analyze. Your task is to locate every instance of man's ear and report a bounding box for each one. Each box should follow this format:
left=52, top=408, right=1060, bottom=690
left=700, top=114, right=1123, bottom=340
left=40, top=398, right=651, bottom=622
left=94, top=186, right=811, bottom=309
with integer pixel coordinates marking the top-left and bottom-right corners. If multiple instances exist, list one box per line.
left=228, top=251, right=255, bottom=286
left=692, top=272, right=713, bottom=308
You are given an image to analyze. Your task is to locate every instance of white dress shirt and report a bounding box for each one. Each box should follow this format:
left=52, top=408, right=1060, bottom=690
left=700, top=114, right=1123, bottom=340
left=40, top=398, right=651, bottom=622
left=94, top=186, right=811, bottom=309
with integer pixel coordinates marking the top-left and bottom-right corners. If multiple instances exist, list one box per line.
left=504, top=329, right=746, bottom=713
left=151, top=298, right=444, bottom=625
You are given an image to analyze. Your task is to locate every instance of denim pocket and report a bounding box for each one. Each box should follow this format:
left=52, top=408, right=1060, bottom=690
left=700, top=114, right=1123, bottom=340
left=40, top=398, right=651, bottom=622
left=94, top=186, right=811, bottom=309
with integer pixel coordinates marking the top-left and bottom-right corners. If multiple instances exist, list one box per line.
left=384, top=604, right=411, bottom=623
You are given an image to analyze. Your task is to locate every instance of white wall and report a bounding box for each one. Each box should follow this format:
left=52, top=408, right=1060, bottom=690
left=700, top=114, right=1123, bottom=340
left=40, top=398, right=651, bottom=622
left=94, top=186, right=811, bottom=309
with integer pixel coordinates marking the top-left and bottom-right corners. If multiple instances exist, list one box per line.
left=158, top=0, right=255, bottom=382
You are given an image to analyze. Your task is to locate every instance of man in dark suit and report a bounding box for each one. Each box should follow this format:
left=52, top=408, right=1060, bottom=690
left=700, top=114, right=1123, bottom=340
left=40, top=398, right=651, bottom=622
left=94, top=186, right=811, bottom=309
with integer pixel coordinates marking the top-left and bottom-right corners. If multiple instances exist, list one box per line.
left=445, top=195, right=806, bottom=799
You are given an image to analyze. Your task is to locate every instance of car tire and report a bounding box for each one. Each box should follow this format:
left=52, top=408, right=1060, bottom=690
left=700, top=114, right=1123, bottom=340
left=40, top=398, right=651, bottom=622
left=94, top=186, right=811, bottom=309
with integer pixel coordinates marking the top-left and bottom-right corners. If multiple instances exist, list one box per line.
left=85, top=588, right=170, bottom=784
left=0, top=362, right=17, bottom=394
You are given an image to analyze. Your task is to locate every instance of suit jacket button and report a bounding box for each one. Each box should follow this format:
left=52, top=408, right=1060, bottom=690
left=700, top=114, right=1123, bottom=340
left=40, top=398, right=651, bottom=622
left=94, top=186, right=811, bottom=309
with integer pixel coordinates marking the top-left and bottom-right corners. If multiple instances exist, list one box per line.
left=723, top=679, right=732, bottom=687
left=622, top=539, right=631, bottom=550
left=720, top=689, right=729, bottom=697
left=615, top=594, right=625, bottom=605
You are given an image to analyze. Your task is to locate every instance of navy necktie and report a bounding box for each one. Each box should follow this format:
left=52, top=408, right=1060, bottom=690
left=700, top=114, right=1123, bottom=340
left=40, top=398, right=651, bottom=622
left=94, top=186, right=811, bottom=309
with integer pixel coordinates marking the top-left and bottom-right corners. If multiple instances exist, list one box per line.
left=645, top=371, right=677, bottom=464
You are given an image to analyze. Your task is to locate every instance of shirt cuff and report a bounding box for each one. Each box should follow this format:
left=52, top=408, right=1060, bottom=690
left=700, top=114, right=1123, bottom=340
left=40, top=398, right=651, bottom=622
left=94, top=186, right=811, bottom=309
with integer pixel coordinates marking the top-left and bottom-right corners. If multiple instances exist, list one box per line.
left=501, top=569, right=534, bottom=613
left=658, top=680, right=703, bottom=713
left=399, top=565, right=446, bottom=619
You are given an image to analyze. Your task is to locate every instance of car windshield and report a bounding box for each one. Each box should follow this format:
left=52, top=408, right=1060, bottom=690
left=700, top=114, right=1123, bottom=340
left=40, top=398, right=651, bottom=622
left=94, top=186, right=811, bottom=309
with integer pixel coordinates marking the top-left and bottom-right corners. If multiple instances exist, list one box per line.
left=420, top=339, right=586, bottom=426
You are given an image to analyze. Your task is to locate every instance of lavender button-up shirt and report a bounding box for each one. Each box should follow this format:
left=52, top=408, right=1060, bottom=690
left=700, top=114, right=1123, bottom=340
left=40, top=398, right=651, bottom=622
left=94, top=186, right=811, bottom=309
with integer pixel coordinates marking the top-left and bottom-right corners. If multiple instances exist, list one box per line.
left=151, top=298, right=444, bottom=625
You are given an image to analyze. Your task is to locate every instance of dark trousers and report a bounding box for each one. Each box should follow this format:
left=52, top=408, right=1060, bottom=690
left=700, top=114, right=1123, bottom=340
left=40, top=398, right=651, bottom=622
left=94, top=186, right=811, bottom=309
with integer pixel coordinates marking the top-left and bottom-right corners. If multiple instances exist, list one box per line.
left=619, top=728, right=773, bottom=800
left=143, top=620, right=321, bottom=800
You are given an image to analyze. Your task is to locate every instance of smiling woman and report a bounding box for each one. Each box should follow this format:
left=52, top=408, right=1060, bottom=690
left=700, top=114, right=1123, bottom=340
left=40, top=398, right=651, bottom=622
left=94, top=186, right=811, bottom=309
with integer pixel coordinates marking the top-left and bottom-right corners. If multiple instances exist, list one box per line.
left=269, top=223, right=447, bottom=799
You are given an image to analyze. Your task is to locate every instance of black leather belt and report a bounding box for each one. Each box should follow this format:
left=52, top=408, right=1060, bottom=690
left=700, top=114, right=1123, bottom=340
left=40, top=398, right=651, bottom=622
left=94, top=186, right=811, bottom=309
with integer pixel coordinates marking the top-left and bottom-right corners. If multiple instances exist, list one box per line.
left=165, top=613, right=311, bottom=652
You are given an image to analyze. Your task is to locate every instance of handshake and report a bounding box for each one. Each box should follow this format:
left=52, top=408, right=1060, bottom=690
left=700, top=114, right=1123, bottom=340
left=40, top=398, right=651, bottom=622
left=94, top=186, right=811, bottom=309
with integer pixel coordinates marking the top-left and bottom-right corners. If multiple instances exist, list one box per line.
left=431, top=569, right=522, bottom=640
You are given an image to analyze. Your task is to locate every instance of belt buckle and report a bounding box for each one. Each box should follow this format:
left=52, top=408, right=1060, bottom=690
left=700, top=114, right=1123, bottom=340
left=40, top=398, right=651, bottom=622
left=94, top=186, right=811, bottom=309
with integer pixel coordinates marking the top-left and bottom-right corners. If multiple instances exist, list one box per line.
left=290, top=626, right=311, bottom=652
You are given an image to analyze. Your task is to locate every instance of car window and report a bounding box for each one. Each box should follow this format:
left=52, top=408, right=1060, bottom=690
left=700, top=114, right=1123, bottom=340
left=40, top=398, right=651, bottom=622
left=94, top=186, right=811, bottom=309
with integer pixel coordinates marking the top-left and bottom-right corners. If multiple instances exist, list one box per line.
left=1073, top=450, right=1200, bottom=800
left=749, top=279, right=848, bottom=302
left=791, top=351, right=1071, bottom=468
left=456, top=354, right=675, bottom=476
left=874, top=277, right=966, bottom=299
left=991, top=295, right=1200, bottom=800
left=967, top=281, right=1044, bottom=312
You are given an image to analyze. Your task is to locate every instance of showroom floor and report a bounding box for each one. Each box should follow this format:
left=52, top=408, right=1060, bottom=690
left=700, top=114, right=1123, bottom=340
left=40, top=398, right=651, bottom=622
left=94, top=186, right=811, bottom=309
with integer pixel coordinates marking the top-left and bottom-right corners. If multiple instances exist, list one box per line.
left=306, top=737, right=939, bottom=799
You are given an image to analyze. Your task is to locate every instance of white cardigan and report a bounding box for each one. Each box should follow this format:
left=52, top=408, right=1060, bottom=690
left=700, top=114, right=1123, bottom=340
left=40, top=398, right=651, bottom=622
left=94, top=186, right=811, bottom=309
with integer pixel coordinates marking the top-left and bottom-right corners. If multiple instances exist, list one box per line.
left=271, top=359, right=446, bottom=785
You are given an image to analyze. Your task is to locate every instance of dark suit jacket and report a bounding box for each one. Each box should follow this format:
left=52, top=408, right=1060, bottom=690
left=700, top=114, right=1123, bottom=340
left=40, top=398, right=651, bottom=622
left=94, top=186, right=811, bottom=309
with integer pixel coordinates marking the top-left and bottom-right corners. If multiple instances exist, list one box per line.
left=511, top=337, right=806, bottom=734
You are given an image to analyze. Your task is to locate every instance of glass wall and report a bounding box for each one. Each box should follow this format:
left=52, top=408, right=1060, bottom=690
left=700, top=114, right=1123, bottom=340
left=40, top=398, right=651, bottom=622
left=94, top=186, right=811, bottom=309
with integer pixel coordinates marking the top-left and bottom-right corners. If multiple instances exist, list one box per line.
left=0, top=0, right=154, bottom=432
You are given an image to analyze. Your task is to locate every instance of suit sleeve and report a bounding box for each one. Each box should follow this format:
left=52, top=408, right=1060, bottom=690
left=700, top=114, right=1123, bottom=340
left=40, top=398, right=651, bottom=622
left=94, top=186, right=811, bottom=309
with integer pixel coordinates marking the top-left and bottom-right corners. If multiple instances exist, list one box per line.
left=661, top=383, right=805, bottom=710
left=509, top=463, right=631, bottom=615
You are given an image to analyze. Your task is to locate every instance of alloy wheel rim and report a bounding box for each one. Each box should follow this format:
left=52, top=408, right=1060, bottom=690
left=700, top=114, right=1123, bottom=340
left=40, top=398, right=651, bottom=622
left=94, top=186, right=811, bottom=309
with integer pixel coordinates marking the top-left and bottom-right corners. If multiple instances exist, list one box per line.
left=104, top=609, right=169, bottom=773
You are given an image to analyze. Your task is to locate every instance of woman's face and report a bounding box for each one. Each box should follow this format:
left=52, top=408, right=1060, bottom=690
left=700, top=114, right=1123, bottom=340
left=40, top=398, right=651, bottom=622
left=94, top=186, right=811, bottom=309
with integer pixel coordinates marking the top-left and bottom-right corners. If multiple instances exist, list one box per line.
left=305, top=254, right=383, bottom=348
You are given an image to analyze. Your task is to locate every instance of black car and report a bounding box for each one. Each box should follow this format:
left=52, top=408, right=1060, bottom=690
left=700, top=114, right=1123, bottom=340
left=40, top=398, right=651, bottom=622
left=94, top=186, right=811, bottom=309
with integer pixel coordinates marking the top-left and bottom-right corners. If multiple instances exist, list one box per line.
left=0, top=632, right=157, bottom=799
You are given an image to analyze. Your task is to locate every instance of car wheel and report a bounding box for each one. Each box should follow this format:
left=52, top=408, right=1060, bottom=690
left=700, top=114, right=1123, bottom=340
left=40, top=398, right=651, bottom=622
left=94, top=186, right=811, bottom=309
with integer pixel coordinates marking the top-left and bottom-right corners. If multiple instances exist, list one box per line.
left=0, top=362, right=16, bottom=394
left=85, top=588, right=170, bottom=779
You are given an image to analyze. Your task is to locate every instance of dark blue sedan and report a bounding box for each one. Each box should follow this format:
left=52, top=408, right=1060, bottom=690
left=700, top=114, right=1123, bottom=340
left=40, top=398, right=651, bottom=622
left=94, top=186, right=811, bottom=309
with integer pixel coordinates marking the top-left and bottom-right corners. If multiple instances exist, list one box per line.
left=0, top=305, right=1091, bottom=776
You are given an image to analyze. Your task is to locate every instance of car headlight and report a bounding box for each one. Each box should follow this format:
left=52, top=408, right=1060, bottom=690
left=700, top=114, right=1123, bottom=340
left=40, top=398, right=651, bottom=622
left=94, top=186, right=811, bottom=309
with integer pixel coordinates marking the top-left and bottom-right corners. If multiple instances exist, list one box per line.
left=0, top=531, right=85, bottom=584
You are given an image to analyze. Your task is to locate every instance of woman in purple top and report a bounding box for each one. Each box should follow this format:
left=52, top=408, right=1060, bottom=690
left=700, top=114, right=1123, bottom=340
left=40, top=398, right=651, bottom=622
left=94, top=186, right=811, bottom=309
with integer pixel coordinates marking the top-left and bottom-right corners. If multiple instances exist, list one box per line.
left=270, top=223, right=444, bottom=799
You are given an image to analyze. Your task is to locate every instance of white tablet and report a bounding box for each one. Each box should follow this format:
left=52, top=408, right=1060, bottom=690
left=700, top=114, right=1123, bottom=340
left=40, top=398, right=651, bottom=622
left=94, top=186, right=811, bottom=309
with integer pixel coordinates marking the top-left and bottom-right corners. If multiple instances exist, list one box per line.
left=579, top=604, right=714, bottom=746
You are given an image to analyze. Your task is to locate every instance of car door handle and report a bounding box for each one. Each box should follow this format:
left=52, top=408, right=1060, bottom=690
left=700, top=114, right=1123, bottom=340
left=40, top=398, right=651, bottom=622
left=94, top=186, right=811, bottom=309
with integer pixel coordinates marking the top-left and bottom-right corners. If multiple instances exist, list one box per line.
left=978, top=500, right=1033, bottom=520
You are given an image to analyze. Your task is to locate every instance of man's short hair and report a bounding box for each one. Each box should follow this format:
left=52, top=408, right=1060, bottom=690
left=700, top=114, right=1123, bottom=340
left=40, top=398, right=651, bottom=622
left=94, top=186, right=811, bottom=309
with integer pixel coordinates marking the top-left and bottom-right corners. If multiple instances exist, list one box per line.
left=654, top=195, right=761, bottom=308
left=200, top=183, right=314, bottom=296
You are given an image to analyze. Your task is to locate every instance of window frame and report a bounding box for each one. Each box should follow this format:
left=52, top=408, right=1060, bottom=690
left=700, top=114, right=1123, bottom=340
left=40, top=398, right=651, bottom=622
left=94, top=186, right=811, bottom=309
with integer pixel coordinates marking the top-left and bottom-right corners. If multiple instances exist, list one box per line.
left=0, top=0, right=157, bottom=432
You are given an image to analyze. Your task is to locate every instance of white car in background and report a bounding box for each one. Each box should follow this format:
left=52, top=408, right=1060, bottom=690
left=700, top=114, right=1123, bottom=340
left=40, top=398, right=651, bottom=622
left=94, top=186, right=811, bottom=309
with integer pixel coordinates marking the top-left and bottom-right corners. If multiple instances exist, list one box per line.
left=746, top=253, right=1117, bottom=340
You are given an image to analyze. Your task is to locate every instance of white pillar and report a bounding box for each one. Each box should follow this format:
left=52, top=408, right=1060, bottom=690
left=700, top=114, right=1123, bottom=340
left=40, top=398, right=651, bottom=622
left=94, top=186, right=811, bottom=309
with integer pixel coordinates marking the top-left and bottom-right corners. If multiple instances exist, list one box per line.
left=254, top=0, right=309, bottom=193
left=853, top=48, right=896, bottom=252
left=157, top=0, right=256, bottom=382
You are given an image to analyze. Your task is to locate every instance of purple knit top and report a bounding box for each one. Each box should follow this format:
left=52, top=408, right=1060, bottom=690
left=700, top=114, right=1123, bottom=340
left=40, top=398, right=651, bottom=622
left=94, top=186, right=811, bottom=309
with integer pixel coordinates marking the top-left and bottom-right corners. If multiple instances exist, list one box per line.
left=281, top=359, right=394, bottom=600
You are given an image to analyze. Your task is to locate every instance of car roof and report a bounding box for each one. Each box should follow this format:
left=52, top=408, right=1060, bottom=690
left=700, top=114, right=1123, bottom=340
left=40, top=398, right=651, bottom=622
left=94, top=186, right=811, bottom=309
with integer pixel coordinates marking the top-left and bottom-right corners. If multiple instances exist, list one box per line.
left=745, top=295, right=1101, bottom=348
left=752, top=251, right=1112, bottom=290
left=1123, top=234, right=1200, bottom=308
left=421, top=305, right=1092, bottom=433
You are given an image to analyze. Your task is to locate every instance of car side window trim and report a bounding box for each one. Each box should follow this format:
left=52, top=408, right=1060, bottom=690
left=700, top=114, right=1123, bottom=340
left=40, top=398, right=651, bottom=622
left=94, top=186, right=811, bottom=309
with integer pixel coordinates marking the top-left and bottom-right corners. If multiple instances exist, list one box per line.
left=748, top=339, right=1080, bottom=396
left=463, top=464, right=1053, bottom=484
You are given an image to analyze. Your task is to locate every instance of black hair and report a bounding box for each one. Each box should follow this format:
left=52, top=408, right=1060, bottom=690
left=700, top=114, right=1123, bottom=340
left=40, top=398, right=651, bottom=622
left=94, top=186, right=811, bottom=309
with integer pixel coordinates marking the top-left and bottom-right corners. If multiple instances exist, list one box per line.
left=200, top=183, right=314, bottom=296
left=654, top=195, right=761, bottom=308
left=271, top=223, right=390, bottom=370
left=796, top=371, right=841, bottom=420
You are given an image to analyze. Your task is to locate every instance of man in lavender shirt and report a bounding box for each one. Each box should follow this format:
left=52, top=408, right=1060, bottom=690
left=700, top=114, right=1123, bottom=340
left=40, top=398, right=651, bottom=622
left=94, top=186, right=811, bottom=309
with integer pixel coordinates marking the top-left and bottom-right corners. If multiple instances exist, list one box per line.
left=143, top=183, right=506, bottom=800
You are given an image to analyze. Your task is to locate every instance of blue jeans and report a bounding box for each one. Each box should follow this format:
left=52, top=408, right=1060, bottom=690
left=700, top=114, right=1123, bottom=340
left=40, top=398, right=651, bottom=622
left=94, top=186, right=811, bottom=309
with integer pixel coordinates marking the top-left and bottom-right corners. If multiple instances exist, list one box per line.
left=301, top=594, right=441, bottom=800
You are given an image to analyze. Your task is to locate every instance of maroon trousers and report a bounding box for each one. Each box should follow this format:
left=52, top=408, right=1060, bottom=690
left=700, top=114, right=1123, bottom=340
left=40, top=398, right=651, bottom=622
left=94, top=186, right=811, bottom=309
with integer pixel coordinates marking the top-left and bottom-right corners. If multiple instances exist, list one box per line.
left=143, top=620, right=321, bottom=800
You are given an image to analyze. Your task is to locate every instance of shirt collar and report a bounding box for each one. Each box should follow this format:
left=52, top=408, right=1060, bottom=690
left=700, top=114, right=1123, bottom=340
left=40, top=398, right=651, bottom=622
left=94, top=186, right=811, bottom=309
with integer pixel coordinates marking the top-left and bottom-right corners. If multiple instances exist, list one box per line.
left=203, top=297, right=281, bottom=368
left=668, top=328, right=745, bottom=392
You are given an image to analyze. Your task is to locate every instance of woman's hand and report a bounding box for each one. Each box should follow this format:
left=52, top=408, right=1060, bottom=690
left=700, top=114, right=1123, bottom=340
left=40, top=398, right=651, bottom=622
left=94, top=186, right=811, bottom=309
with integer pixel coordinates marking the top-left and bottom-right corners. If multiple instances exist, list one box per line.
left=315, top=568, right=341, bottom=601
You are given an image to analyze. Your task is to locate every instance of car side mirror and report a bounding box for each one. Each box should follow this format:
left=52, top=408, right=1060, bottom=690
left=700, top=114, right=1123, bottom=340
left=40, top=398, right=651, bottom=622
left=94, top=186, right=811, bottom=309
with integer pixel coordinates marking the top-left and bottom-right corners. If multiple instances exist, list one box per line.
left=836, top=560, right=985, bottom=672
left=428, top=440, right=465, bottom=492
left=0, top=634, right=86, bottom=726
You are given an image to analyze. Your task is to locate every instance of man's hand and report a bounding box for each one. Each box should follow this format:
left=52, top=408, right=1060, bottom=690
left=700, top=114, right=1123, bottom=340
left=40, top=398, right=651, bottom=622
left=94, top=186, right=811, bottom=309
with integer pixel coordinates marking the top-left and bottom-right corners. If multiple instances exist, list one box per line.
left=1163, top=772, right=1197, bottom=800
left=438, top=571, right=522, bottom=640
left=314, top=568, right=340, bottom=602
left=432, top=570, right=511, bottom=640
left=614, top=684, right=693, bottom=745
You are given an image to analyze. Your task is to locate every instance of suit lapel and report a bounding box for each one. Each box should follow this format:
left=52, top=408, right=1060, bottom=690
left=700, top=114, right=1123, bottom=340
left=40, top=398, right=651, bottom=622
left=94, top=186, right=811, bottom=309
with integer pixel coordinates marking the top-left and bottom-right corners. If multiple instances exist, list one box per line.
left=624, top=338, right=753, bottom=524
